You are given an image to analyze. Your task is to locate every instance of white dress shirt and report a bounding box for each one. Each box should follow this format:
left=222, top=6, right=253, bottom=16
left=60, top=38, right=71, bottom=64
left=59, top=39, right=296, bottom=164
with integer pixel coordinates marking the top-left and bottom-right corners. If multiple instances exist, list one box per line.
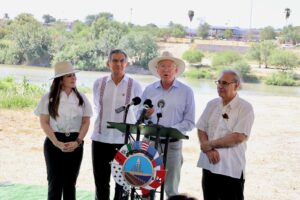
left=34, top=91, right=93, bottom=133
left=196, top=94, right=254, bottom=179
left=91, top=75, right=143, bottom=144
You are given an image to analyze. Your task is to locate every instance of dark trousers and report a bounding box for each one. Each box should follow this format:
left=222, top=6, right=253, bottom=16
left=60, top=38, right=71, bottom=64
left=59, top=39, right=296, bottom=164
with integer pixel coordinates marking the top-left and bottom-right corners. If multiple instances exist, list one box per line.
left=92, top=141, right=128, bottom=200
left=44, top=132, right=83, bottom=200
left=202, top=169, right=245, bottom=200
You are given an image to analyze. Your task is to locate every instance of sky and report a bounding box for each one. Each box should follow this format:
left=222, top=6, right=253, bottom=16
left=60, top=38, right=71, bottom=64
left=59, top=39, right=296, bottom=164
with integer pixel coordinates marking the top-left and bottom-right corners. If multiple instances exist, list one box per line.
left=1, top=0, right=299, bottom=29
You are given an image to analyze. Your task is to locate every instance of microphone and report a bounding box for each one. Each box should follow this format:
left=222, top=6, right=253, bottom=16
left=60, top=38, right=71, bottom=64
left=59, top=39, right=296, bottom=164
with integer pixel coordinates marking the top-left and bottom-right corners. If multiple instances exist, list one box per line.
left=115, top=97, right=141, bottom=113
left=136, top=99, right=153, bottom=124
left=222, top=113, right=229, bottom=119
left=157, top=99, right=165, bottom=118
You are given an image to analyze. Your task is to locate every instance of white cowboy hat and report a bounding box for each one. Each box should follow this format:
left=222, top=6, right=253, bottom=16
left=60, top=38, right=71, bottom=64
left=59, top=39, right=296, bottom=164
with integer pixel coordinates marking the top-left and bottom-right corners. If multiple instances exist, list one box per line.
left=50, top=61, right=80, bottom=79
left=148, top=51, right=185, bottom=78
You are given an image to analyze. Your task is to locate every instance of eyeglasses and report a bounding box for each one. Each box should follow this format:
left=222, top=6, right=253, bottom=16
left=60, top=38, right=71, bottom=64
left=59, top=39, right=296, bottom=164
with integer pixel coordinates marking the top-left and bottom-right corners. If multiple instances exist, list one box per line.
left=215, top=80, right=236, bottom=87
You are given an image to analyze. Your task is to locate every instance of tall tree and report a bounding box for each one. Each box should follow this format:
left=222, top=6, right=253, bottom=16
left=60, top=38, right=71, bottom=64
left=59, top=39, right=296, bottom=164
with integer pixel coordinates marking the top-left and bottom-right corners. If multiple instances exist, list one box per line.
left=197, top=22, right=210, bottom=39
left=248, top=43, right=262, bottom=67
left=224, top=29, right=233, bottom=40
left=118, top=32, right=158, bottom=68
left=260, top=26, right=276, bottom=40
left=8, top=13, right=52, bottom=66
left=280, top=25, right=300, bottom=45
left=260, top=40, right=277, bottom=68
left=285, top=8, right=291, bottom=26
left=42, top=14, right=56, bottom=25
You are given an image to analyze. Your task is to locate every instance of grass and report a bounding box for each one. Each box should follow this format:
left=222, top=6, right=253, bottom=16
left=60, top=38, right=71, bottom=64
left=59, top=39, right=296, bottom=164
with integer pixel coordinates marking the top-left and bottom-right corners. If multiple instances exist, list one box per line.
left=0, top=183, right=93, bottom=200
left=0, top=76, right=45, bottom=109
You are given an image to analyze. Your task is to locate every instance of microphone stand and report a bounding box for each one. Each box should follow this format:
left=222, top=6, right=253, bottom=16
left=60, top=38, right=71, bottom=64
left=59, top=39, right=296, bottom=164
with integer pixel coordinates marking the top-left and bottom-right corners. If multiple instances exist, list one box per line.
left=123, top=104, right=131, bottom=144
left=120, top=104, right=132, bottom=200
left=148, top=112, right=163, bottom=200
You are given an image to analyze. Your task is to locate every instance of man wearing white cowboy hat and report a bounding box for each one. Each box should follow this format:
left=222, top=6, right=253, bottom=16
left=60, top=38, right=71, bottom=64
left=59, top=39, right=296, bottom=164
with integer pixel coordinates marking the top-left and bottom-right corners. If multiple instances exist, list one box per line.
left=141, top=51, right=195, bottom=197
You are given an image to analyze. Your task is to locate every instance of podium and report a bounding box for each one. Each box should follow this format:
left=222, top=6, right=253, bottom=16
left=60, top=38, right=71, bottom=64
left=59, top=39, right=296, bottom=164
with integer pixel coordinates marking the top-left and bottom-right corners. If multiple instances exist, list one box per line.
left=107, top=122, right=188, bottom=140
left=107, top=121, right=188, bottom=200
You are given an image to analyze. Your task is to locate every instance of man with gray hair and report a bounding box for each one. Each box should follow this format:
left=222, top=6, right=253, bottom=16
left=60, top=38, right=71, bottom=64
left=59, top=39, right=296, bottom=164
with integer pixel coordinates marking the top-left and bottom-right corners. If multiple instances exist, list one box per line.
left=142, top=51, right=195, bottom=198
left=197, top=70, right=254, bottom=200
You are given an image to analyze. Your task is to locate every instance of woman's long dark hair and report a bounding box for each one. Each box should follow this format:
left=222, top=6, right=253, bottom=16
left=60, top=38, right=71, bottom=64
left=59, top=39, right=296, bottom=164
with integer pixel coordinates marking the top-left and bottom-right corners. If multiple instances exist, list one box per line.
left=48, top=76, right=84, bottom=119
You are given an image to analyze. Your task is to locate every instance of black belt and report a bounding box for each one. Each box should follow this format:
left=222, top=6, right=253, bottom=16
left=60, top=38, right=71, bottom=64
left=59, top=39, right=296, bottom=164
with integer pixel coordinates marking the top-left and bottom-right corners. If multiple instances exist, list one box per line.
left=54, top=132, right=79, bottom=142
left=149, top=136, right=179, bottom=144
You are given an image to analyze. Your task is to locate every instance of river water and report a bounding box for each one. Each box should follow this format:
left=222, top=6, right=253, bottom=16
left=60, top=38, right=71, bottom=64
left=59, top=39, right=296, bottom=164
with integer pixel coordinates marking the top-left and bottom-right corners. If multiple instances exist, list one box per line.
left=1, top=65, right=300, bottom=97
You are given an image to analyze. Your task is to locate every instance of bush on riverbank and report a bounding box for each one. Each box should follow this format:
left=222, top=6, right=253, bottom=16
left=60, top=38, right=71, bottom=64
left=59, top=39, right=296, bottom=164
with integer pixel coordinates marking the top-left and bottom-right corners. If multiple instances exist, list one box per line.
left=265, top=71, right=298, bottom=86
left=0, top=76, right=45, bottom=108
left=183, top=67, right=213, bottom=79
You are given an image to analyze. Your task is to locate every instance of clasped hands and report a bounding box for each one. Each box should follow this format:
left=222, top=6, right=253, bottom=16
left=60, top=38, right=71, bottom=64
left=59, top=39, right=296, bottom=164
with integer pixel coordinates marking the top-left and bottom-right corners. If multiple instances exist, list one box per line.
left=201, top=141, right=220, bottom=164
left=54, top=141, right=79, bottom=152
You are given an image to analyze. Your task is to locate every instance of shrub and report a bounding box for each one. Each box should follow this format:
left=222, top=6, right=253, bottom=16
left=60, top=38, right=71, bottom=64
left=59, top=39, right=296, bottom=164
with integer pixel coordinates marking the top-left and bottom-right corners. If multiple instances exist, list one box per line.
left=182, top=49, right=204, bottom=64
left=183, top=67, right=213, bottom=79
left=212, top=51, right=242, bottom=67
left=265, top=72, right=297, bottom=86
left=0, top=76, right=45, bottom=108
left=214, top=61, right=258, bottom=83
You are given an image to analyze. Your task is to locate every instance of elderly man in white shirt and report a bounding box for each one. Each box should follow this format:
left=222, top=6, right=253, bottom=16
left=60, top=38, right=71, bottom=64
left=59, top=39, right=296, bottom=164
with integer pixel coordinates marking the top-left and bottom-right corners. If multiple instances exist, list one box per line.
left=91, top=49, right=143, bottom=200
left=197, top=70, right=254, bottom=200
left=141, top=51, right=195, bottom=198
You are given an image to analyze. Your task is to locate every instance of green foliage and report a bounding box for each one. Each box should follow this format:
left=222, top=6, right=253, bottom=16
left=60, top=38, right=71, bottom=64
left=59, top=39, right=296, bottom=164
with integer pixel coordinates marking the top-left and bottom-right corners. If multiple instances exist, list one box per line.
left=197, top=23, right=210, bottom=39
left=129, top=25, right=160, bottom=38
left=91, top=17, right=129, bottom=55
left=265, top=71, right=297, bottom=86
left=223, top=29, right=233, bottom=39
left=260, top=26, right=276, bottom=40
left=182, top=49, right=204, bottom=63
left=213, top=60, right=258, bottom=83
left=85, top=12, right=114, bottom=26
left=8, top=13, right=52, bottom=66
left=212, top=51, right=242, bottom=67
left=42, top=14, right=56, bottom=24
left=183, top=67, right=213, bottom=79
left=0, top=183, right=93, bottom=200
left=248, top=40, right=277, bottom=68
left=0, top=76, right=45, bottom=108
left=260, top=40, right=277, bottom=68
left=118, top=32, right=158, bottom=68
left=168, top=23, right=186, bottom=38
left=52, top=39, right=106, bottom=71
left=47, top=21, right=72, bottom=55
left=269, top=49, right=299, bottom=71
left=247, top=42, right=262, bottom=67
left=279, top=25, right=300, bottom=45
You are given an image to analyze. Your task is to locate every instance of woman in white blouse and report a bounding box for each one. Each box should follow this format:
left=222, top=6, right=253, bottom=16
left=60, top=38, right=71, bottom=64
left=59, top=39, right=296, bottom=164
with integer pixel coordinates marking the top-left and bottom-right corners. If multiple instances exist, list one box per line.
left=35, top=61, right=93, bottom=200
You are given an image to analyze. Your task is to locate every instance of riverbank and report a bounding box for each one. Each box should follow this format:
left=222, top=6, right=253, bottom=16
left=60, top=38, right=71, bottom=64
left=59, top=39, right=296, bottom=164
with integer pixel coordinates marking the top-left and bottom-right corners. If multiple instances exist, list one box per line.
left=1, top=93, right=300, bottom=199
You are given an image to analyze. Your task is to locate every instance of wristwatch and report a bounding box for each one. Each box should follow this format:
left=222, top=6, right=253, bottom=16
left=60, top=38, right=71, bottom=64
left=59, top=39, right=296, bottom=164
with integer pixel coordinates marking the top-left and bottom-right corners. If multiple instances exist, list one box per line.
left=76, top=138, right=83, bottom=147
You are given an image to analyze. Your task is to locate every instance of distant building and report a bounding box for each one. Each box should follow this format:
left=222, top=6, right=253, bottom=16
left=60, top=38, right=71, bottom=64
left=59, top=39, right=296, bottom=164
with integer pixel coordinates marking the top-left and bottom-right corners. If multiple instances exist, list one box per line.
left=57, top=19, right=74, bottom=31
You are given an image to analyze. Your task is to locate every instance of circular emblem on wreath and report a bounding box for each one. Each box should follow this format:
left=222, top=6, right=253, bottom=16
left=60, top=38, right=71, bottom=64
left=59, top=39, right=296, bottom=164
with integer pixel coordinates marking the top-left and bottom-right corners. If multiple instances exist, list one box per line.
left=111, top=141, right=166, bottom=192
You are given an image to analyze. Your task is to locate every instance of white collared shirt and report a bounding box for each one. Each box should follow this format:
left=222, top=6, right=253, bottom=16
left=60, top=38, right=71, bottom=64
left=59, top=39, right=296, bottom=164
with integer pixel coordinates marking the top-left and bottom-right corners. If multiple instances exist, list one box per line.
left=196, top=94, right=254, bottom=179
left=91, top=75, right=143, bottom=144
left=34, top=91, right=93, bottom=132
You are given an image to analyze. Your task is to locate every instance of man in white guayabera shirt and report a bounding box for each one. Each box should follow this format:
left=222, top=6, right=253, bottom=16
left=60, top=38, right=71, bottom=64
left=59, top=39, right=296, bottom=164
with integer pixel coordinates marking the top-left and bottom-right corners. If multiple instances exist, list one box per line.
left=141, top=51, right=195, bottom=198
left=197, top=70, right=254, bottom=200
left=91, top=49, right=143, bottom=200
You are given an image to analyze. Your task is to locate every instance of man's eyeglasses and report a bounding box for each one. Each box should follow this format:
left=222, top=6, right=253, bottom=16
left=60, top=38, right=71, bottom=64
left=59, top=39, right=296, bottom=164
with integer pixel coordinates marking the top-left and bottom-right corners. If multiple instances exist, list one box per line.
left=215, top=80, right=236, bottom=87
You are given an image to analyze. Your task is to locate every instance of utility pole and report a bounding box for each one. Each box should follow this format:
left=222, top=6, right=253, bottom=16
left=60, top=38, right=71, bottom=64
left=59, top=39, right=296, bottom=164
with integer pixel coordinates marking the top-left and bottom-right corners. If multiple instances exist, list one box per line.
left=248, top=0, right=253, bottom=41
